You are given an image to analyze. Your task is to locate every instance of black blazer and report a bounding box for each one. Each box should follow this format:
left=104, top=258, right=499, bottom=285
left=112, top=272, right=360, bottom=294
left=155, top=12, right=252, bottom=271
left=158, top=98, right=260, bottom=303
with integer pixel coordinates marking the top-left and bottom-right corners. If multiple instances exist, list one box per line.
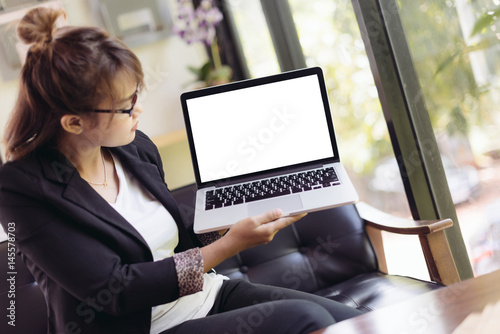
left=0, top=131, right=201, bottom=333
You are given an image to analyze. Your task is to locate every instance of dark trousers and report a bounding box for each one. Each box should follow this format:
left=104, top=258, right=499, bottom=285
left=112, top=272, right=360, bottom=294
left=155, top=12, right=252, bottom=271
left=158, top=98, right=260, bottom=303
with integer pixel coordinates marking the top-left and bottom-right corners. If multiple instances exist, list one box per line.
left=161, top=279, right=362, bottom=334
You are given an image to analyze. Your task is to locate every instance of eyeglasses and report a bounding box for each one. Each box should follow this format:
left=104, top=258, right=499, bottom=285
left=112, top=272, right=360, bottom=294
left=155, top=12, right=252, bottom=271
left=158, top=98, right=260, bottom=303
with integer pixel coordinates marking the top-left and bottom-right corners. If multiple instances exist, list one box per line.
left=93, top=91, right=138, bottom=117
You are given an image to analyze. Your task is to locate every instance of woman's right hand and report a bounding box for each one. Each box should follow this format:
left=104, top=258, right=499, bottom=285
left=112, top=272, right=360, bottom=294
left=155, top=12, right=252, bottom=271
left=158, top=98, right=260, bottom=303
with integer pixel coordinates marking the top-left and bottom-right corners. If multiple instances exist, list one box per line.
left=201, top=209, right=307, bottom=272
left=224, top=209, right=306, bottom=253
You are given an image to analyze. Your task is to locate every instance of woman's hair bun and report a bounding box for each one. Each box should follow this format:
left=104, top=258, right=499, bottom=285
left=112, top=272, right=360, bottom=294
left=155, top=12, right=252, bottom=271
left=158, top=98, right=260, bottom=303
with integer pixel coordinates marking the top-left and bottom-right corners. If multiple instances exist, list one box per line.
left=17, top=6, right=66, bottom=45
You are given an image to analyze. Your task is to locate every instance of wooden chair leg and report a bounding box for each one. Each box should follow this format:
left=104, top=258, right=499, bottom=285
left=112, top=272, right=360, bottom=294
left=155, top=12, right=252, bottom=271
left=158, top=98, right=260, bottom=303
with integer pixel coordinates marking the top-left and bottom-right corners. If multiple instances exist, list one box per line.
left=419, top=231, right=461, bottom=285
left=365, top=225, right=389, bottom=274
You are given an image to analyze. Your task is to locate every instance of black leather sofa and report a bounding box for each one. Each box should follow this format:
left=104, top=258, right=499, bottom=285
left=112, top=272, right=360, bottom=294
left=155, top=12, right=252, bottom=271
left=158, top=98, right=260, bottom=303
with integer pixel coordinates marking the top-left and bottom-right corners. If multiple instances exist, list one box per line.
left=0, top=183, right=459, bottom=333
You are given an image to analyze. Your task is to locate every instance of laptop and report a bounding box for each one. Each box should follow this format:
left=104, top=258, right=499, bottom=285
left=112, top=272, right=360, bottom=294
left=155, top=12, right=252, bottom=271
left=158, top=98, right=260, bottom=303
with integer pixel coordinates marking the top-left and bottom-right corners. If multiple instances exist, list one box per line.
left=180, top=67, right=359, bottom=233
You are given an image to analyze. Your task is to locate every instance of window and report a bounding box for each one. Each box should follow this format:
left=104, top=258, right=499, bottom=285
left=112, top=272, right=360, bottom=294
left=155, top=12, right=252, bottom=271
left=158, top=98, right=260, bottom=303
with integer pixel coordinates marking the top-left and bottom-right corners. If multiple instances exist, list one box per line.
left=230, top=0, right=411, bottom=217
left=396, top=0, right=500, bottom=276
left=226, top=0, right=280, bottom=77
left=288, top=0, right=438, bottom=278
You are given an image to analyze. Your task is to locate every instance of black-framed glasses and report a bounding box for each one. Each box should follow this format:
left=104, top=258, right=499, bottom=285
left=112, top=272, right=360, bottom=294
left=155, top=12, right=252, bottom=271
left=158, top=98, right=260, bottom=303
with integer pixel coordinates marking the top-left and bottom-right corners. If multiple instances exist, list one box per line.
left=93, top=91, right=138, bottom=117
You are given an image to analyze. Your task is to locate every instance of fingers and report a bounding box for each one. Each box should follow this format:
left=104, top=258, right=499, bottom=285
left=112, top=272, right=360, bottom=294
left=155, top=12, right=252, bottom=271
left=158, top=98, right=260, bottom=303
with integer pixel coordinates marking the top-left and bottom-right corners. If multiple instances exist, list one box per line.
left=225, top=210, right=308, bottom=253
left=270, top=212, right=307, bottom=231
left=257, top=208, right=284, bottom=223
left=254, top=209, right=307, bottom=232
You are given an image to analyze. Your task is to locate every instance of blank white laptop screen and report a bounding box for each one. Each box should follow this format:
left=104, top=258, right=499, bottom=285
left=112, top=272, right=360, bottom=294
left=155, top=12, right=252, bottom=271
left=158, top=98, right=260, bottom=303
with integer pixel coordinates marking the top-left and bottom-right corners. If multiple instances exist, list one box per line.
left=186, top=74, right=335, bottom=183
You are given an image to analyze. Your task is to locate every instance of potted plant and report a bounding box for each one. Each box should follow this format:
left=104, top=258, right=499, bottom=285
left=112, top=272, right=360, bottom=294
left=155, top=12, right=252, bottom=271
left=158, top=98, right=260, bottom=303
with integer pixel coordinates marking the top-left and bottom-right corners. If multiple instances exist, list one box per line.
left=173, top=0, right=232, bottom=87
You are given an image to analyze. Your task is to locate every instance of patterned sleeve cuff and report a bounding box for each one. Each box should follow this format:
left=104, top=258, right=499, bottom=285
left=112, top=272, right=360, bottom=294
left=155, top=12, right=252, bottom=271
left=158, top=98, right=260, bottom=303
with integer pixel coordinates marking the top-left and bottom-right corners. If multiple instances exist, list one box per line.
left=173, top=248, right=204, bottom=297
left=196, top=231, right=222, bottom=246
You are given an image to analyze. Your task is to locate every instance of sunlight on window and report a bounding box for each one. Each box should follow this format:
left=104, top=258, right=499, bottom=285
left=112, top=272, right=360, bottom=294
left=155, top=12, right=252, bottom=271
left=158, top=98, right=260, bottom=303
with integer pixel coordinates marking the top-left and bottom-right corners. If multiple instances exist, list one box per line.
left=289, top=0, right=429, bottom=280
left=288, top=0, right=412, bottom=216
left=397, top=0, right=500, bottom=277
left=225, top=0, right=280, bottom=77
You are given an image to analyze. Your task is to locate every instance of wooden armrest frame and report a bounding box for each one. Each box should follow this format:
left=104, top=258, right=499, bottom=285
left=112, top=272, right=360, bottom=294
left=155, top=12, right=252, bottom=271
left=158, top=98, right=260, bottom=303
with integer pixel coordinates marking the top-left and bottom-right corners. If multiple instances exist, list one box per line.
left=355, top=202, right=460, bottom=285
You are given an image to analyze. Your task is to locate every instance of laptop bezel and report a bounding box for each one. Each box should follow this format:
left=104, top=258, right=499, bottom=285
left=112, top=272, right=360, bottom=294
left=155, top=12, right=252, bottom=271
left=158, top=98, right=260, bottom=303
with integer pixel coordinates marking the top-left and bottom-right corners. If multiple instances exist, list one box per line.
left=180, top=67, right=341, bottom=189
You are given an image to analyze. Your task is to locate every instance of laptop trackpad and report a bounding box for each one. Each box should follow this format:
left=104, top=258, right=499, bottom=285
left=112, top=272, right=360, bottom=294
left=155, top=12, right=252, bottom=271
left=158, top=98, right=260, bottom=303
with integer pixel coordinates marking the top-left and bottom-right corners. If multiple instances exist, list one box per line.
left=248, top=195, right=303, bottom=216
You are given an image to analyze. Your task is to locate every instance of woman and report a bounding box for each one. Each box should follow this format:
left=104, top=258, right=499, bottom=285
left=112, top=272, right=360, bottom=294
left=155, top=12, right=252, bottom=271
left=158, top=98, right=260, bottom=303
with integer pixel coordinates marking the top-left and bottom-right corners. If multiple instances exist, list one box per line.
left=0, top=7, right=361, bottom=334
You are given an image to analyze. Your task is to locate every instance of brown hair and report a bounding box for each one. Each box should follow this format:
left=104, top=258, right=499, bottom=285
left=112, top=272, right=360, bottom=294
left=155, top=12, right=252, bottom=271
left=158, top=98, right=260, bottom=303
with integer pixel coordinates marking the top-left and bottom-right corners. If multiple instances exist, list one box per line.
left=3, top=6, right=144, bottom=161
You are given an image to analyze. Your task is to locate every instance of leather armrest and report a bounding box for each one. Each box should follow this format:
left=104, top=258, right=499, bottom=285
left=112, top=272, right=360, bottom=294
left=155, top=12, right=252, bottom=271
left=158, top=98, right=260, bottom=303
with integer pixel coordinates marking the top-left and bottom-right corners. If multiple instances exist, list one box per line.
left=355, top=202, right=460, bottom=286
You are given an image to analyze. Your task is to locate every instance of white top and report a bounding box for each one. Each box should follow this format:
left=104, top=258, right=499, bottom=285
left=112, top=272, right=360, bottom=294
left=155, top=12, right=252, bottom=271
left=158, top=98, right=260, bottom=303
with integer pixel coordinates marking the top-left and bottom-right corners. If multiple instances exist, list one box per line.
left=109, top=154, right=226, bottom=333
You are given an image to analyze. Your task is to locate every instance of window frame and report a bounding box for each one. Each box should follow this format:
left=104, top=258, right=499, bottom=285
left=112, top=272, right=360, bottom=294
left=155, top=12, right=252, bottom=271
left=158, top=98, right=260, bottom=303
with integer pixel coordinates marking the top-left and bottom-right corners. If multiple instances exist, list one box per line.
left=351, top=0, right=473, bottom=280
left=259, top=0, right=306, bottom=71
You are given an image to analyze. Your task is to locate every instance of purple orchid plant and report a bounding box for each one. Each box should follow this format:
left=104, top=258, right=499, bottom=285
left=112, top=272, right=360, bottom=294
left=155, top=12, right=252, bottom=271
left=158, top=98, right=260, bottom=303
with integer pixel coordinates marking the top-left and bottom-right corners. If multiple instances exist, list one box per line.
left=173, top=0, right=232, bottom=86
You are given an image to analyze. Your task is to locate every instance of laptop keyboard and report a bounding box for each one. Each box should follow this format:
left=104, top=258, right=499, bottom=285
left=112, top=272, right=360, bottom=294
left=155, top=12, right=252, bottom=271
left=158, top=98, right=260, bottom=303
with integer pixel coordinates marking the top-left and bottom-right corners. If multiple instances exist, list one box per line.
left=204, top=167, right=340, bottom=211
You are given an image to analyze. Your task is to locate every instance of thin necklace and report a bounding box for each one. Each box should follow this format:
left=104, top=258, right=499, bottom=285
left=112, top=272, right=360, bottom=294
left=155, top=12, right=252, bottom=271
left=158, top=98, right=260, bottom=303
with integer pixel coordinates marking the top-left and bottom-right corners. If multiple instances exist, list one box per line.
left=86, top=149, right=108, bottom=187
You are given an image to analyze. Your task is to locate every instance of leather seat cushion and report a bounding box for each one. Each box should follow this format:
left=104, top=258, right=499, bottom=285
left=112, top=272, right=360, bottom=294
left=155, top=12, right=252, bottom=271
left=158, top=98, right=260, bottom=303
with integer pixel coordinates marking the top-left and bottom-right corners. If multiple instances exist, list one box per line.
left=316, top=272, right=442, bottom=312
